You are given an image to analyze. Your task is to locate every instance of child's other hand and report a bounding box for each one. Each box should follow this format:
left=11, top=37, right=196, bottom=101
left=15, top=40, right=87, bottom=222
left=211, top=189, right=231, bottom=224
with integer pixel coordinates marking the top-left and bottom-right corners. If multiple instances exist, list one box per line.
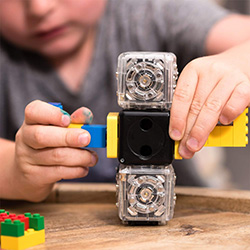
left=14, top=100, right=98, bottom=202
left=169, top=47, right=250, bottom=159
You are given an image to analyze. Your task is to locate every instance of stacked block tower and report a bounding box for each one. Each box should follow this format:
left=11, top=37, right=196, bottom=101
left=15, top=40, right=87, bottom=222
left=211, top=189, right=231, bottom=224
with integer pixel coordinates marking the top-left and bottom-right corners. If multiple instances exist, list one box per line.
left=0, top=209, right=45, bottom=250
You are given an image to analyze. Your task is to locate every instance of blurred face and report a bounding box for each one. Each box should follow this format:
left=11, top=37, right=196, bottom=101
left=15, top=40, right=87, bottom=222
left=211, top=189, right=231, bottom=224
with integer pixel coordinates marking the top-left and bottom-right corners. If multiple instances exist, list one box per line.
left=0, top=0, right=107, bottom=58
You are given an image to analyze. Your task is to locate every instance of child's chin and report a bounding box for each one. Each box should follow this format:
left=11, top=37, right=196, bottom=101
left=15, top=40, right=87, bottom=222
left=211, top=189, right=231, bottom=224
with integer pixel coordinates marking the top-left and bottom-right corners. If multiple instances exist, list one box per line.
left=35, top=37, right=82, bottom=59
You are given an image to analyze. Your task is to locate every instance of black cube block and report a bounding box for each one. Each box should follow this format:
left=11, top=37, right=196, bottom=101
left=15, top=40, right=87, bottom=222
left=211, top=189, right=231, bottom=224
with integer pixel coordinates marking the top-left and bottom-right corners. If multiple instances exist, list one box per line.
left=118, top=110, right=174, bottom=165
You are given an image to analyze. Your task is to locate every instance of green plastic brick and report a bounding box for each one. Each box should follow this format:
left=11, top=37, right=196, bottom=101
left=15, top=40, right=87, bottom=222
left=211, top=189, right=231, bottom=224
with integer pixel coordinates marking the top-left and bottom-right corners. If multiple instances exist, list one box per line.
left=29, top=214, right=44, bottom=230
left=24, top=212, right=31, bottom=218
left=1, top=219, right=25, bottom=237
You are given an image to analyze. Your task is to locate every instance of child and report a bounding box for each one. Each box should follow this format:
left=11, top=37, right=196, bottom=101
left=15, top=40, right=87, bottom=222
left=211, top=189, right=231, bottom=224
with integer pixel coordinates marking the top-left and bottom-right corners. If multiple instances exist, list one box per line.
left=0, top=0, right=249, bottom=202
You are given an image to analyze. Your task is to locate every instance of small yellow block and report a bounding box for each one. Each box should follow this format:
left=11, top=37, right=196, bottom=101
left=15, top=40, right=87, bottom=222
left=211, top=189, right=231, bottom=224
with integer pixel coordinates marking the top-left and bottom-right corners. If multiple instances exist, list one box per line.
left=174, top=141, right=182, bottom=160
left=68, top=123, right=83, bottom=129
left=107, top=112, right=119, bottom=158
left=1, top=229, right=45, bottom=250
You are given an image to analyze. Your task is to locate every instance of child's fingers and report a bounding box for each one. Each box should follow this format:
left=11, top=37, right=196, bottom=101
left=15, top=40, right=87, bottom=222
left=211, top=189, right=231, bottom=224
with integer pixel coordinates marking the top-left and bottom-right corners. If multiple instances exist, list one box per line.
left=175, top=63, right=221, bottom=158
left=219, top=81, right=250, bottom=124
left=169, top=61, right=199, bottom=141
left=49, top=166, right=90, bottom=182
left=30, top=147, right=98, bottom=167
left=71, top=107, right=93, bottom=124
left=178, top=144, right=194, bottom=159
left=25, top=100, right=71, bottom=127
left=29, top=165, right=90, bottom=185
left=180, top=74, right=249, bottom=157
left=183, top=76, right=236, bottom=154
left=22, top=125, right=90, bottom=149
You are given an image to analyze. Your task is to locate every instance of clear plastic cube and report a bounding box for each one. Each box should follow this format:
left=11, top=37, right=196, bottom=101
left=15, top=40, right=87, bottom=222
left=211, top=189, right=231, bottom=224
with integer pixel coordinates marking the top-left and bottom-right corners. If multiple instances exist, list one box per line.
left=116, top=52, right=178, bottom=110
left=116, top=164, right=176, bottom=225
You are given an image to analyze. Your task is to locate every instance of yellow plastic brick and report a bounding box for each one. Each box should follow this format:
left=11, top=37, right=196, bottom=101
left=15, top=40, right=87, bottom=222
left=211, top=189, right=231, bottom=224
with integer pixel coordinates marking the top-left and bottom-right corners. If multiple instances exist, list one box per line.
left=174, top=141, right=182, bottom=160
left=219, top=125, right=234, bottom=147
left=68, top=123, right=83, bottom=129
left=107, top=112, right=119, bottom=158
left=204, top=108, right=248, bottom=148
left=234, top=108, right=248, bottom=147
left=1, top=229, right=45, bottom=250
left=206, top=126, right=221, bottom=147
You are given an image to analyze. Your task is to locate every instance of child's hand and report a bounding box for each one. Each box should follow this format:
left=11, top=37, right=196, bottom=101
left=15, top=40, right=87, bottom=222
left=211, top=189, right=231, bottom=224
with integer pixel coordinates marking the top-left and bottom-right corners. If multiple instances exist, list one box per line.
left=14, top=100, right=98, bottom=202
left=169, top=44, right=250, bottom=159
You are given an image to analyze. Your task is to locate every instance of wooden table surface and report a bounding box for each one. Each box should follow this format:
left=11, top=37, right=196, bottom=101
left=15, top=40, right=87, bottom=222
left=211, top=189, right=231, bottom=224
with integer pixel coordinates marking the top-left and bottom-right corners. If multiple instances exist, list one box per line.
left=1, top=183, right=250, bottom=250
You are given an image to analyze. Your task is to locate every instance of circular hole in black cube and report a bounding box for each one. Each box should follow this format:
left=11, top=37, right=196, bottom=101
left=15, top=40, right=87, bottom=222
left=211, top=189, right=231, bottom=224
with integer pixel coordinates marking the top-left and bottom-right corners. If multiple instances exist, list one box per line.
left=140, top=145, right=152, bottom=157
left=140, top=118, right=153, bottom=131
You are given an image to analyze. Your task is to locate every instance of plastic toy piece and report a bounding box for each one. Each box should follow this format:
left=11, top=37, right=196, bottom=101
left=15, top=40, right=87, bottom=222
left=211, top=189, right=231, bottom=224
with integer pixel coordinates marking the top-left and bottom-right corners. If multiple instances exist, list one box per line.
left=118, top=110, right=174, bottom=165
left=205, top=108, right=248, bottom=147
left=68, top=124, right=107, bottom=148
left=0, top=211, right=9, bottom=236
left=117, top=164, right=176, bottom=224
left=115, top=52, right=178, bottom=225
left=48, top=102, right=63, bottom=109
left=174, top=108, right=248, bottom=159
left=68, top=123, right=83, bottom=129
left=81, top=124, right=106, bottom=148
left=0, top=210, right=8, bottom=237
left=106, top=112, right=119, bottom=158
left=0, top=217, right=4, bottom=232
left=174, top=141, right=182, bottom=160
left=0, top=211, right=45, bottom=249
left=1, top=219, right=24, bottom=237
left=234, top=108, right=248, bottom=146
left=1, top=229, right=45, bottom=250
left=28, top=214, right=44, bottom=231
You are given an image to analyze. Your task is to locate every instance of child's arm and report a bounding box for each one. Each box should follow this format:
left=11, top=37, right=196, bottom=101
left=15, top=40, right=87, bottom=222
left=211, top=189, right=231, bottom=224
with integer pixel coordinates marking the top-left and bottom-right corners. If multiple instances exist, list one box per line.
left=0, top=100, right=98, bottom=202
left=169, top=14, right=250, bottom=159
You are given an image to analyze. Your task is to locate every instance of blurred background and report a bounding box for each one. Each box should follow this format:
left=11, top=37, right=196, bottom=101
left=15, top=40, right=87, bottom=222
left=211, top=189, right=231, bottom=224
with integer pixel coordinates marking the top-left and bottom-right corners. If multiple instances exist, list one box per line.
left=194, top=0, right=250, bottom=190
left=215, top=0, right=250, bottom=14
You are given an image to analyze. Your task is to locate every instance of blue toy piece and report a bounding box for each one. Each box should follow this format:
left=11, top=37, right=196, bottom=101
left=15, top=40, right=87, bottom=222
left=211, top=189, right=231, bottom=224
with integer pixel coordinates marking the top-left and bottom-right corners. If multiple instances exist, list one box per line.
left=81, top=124, right=107, bottom=148
left=48, top=102, right=63, bottom=109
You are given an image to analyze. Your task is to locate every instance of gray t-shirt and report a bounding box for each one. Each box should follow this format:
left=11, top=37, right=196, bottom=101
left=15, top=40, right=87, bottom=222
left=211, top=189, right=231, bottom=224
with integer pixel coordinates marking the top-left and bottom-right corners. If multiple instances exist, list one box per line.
left=0, top=0, right=229, bottom=184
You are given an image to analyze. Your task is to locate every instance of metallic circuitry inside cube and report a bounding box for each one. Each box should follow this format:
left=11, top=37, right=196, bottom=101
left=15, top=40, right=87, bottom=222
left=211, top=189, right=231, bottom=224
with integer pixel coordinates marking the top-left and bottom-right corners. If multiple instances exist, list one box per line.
left=116, top=52, right=178, bottom=110
left=117, top=164, right=176, bottom=225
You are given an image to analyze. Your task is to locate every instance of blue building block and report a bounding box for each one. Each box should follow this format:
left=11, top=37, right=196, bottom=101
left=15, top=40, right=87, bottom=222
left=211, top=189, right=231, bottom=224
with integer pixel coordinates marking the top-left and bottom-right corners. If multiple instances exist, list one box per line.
left=81, top=124, right=107, bottom=148
left=48, top=102, right=63, bottom=109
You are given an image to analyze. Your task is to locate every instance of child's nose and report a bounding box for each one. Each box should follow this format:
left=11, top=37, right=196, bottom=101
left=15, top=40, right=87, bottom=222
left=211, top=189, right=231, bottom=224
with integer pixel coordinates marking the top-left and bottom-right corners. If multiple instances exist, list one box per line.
left=26, top=0, right=56, bottom=18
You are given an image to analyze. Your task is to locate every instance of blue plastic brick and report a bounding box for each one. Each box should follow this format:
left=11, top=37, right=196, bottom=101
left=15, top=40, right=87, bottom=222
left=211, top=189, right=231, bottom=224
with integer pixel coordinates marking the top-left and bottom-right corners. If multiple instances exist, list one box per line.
left=81, top=125, right=107, bottom=148
left=49, top=102, right=63, bottom=109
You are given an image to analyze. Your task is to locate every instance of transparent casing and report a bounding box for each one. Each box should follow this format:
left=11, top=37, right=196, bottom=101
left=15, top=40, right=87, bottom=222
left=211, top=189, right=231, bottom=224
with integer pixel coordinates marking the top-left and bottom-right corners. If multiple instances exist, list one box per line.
left=117, top=164, right=176, bottom=225
left=116, top=52, right=178, bottom=110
